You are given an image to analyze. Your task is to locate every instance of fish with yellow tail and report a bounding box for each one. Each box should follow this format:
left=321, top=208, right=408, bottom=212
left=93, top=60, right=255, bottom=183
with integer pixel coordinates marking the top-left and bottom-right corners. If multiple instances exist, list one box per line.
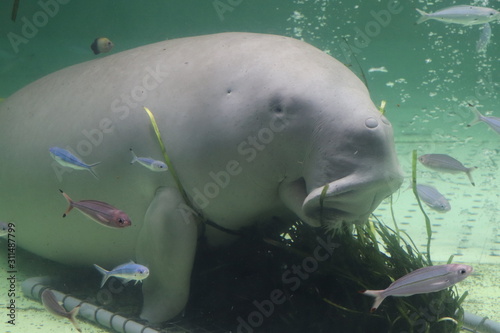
left=93, top=261, right=150, bottom=288
left=360, top=264, right=473, bottom=312
left=130, top=148, right=168, bottom=172
left=59, top=189, right=132, bottom=228
left=49, top=147, right=101, bottom=179
left=41, top=289, right=82, bottom=332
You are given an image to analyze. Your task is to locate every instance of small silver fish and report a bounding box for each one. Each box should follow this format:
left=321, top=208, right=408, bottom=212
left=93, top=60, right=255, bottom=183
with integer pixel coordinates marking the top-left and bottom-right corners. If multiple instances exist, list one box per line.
left=130, top=148, right=168, bottom=172
left=416, top=6, right=500, bottom=25
left=41, top=289, right=82, bottom=332
left=416, top=184, right=451, bottom=212
left=360, top=264, right=473, bottom=312
left=476, top=23, right=492, bottom=53
left=467, top=105, right=500, bottom=134
left=0, top=221, right=9, bottom=237
left=49, top=147, right=101, bottom=179
left=90, top=37, right=114, bottom=55
left=418, top=154, right=477, bottom=186
left=59, top=189, right=132, bottom=228
left=93, top=261, right=149, bottom=288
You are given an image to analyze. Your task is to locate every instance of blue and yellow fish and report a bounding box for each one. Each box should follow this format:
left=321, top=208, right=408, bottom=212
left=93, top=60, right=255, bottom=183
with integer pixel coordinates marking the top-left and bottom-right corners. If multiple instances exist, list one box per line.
left=49, top=147, right=101, bottom=179
left=130, top=148, right=168, bottom=172
left=93, top=261, right=149, bottom=288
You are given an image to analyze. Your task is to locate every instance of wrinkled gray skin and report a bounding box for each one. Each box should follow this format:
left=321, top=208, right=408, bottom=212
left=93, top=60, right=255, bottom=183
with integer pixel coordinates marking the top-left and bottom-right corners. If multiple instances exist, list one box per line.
left=0, top=33, right=403, bottom=323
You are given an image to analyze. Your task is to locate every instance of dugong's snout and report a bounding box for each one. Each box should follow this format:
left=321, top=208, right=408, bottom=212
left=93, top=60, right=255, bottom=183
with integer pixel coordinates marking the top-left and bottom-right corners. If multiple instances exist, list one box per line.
left=302, top=171, right=404, bottom=227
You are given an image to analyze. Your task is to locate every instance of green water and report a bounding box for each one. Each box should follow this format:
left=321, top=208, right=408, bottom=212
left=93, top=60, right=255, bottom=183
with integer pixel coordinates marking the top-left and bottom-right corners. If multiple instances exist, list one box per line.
left=1, top=0, right=499, bottom=332
left=0, top=0, right=498, bottom=129
left=2, top=0, right=498, bottom=130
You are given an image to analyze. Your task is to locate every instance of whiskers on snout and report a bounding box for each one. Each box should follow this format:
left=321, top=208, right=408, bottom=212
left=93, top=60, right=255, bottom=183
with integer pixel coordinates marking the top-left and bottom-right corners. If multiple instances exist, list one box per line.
left=318, top=212, right=370, bottom=235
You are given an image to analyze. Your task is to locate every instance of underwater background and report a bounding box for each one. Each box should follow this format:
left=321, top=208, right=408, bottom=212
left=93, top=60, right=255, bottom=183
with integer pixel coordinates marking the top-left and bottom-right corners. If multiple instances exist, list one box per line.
left=1, top=0, right=499, bottom=332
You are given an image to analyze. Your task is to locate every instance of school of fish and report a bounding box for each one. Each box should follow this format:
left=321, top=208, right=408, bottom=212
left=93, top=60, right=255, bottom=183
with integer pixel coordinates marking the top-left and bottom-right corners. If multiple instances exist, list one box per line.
left=6, top=4, right=500, bottom=325
left=45, top=145, right=155, bottom=326
left=365, top=4, right=487, bottom=313
left=411, top=5, right=500, bottom=213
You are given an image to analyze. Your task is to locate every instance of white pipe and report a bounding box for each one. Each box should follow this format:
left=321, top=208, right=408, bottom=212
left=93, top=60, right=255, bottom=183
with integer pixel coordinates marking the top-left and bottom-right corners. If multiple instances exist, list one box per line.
left=462, top=311, right=500, bottom=333
left=22, top=276, right=160, bottom=333
left=23, top=276, right=500, bottom=333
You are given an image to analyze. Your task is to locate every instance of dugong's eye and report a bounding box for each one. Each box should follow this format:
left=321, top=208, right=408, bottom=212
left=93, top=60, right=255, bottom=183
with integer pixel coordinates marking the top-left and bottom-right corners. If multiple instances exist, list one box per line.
left=269, top=97, right=285, bottom=114
left=459, top=269, right=466, bottom=275
left=117, top=218, right=125, bottom=224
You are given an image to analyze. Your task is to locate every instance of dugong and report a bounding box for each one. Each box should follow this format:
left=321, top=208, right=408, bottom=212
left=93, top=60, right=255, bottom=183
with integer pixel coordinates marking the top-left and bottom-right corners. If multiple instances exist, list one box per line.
left=0, top=32, right=403, bottom=323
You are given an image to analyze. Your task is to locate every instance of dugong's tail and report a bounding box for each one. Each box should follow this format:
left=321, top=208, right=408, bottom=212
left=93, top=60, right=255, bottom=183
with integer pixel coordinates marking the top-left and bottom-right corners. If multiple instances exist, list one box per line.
left=416, top=8, right=430, bottom=24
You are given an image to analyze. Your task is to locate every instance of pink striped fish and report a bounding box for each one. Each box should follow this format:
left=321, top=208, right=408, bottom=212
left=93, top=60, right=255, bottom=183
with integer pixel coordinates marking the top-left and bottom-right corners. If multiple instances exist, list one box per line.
left=59, top=190, right=131, bottom=228
left=41, top=289, right=82, bottom=332
left=360, top=264, right=473, bottom=312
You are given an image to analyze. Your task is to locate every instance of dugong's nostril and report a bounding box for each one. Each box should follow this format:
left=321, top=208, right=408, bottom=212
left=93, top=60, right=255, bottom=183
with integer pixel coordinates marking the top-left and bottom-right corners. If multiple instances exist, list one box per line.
left=365, top=117, right=378, bottom=129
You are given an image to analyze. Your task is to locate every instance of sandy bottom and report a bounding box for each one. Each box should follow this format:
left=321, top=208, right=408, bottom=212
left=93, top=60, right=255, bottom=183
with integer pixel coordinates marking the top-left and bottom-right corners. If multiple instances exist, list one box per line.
left=1, top=233, right=498, bottom=333
left=456, top=262, right=500, bottom=322
left=1, top=246, right=110, bottom=333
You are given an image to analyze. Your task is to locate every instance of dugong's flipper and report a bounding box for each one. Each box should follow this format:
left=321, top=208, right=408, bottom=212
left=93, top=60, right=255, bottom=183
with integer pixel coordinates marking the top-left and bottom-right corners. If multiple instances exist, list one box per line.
left=136, top=187, right=198, bottom=323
